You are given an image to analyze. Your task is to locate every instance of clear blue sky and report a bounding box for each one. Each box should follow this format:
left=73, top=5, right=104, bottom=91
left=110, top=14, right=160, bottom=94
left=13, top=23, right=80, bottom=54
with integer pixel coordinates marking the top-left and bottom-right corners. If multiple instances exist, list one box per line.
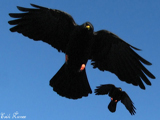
left=1, top=0, right=159, bottom=120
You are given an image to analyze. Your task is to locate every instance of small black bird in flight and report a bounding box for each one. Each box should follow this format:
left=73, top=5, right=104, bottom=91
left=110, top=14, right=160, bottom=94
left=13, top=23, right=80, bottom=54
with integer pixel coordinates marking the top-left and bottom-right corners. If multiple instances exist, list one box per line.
left=95, top=84, right=136, bottom=115
left=8, top=4, right=155, bottom=99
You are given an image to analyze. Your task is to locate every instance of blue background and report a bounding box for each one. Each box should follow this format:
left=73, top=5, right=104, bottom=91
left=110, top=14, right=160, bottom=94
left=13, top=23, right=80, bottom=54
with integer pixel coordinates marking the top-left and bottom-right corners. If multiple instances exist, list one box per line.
left=0, top=0, right=159, bottom=120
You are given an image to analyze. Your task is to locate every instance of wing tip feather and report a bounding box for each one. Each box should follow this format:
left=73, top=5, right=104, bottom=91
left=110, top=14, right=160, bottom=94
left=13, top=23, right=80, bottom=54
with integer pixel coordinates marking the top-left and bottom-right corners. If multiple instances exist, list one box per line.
left=30, top=3, right=48, bottom=9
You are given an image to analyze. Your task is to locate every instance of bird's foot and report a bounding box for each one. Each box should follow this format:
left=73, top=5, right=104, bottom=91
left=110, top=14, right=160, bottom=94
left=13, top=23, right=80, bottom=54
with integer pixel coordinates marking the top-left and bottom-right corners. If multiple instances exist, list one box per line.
left=65, top=54, right=68, bottom=63
left=111, top=97, right=117, bottom=102
left=79, top=64, right=85, bottom=71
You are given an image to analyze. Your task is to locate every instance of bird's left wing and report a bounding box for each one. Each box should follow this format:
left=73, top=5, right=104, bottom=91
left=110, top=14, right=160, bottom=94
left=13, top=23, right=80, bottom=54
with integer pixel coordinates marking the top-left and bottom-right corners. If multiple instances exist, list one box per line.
left=94, top=84, right=115, bottom=95
left=91, top=30, right=155, bottom=89
left=121, top=91, right=136, bottom=115
left=8, top=4, right=77, bottom=53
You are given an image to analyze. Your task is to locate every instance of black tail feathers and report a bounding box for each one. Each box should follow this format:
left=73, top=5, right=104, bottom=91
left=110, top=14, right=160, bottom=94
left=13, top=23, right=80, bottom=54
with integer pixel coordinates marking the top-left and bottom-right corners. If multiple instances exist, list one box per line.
left=108, top=100, right=117, bottom=112
left=49, top=63, right=92, bottom=99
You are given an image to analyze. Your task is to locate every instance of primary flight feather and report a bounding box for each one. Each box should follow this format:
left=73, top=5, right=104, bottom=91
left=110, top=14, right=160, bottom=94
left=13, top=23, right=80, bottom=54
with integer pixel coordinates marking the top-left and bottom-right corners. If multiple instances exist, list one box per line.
left=8, top=4, right=155, bottom=99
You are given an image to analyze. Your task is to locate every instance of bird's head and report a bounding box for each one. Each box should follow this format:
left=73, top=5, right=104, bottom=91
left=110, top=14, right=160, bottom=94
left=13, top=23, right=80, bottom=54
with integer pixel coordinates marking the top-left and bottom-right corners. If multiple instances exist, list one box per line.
left=118, top=87, right=122, bottom=91
left=84, top=22, right=94, bottom=32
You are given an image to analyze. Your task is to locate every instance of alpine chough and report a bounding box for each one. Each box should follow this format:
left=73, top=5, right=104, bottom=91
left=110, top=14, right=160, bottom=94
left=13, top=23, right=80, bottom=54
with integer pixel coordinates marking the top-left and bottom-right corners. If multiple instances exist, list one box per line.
left=8, top=4, right=155, bottom=99
left=95, top=84, right=136, bottom=115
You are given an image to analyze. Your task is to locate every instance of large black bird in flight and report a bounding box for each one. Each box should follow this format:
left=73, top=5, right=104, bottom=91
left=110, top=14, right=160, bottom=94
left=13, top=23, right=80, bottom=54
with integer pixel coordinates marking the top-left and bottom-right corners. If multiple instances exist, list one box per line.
left=8, top=4, right=155, bottom=99
left=95, top=84, right=136, bottom=115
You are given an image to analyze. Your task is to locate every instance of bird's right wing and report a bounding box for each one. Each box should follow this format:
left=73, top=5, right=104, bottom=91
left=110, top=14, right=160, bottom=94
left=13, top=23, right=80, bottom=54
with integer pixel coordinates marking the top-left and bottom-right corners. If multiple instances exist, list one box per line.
left=8, top=4, right=77, bottom=53
left=91, top=30, right=155, bottom=89
left=121, top=91, right=136, bottom=115
left=94, top=84, right=115, bottom=95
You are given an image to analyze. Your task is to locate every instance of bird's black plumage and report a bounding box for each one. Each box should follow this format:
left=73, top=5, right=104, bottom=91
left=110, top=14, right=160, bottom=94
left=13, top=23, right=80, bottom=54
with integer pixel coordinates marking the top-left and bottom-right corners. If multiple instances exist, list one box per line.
left=95, top=84, right=136, bottom=115
left=8, top=4, right=155, bottom=99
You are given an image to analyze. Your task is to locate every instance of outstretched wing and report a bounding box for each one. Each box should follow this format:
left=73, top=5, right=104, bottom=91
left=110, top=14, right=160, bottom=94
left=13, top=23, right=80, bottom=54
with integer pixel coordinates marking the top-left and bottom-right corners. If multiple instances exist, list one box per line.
left=94, top=84, right=115, bottom=95
left=8, top=4, right=77, bottom=53
left=91, top=30, right=155, bottom=89
left=121, top=91, right=136, bottom=115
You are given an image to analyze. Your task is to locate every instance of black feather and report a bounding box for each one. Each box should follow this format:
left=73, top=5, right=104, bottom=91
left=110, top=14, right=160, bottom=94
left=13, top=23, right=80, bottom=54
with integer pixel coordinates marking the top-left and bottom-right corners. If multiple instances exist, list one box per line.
left=8, top=4, right=155, bottom=99
left=95, top=84, right=136, bottom=115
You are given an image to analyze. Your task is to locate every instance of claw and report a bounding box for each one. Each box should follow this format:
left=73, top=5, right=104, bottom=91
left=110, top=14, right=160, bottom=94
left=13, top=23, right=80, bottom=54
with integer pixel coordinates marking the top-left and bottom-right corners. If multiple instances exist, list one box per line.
left=111, top=98, right=113, bottom=101
left=115, top=100, right=117, bottom=102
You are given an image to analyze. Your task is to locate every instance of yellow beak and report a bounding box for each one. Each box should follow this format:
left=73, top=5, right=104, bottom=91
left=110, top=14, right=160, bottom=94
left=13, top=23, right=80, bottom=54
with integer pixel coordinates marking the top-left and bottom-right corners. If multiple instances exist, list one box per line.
left=86, top=25, right=90, bottom=30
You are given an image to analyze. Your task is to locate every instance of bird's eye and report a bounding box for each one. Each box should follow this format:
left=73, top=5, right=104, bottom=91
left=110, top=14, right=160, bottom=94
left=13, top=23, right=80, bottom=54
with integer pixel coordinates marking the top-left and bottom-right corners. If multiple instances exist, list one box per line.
left=119, top=88, right=122, bottom=91
left=85, top=25, right=90, bottom=30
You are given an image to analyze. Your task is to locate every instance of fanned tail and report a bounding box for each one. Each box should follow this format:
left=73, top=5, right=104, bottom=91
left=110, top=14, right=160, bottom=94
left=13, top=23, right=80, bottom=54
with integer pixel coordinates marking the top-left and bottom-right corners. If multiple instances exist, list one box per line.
left=49, top=63, right=92, bottom=99
left=108, top=100, right=117, bottom=112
